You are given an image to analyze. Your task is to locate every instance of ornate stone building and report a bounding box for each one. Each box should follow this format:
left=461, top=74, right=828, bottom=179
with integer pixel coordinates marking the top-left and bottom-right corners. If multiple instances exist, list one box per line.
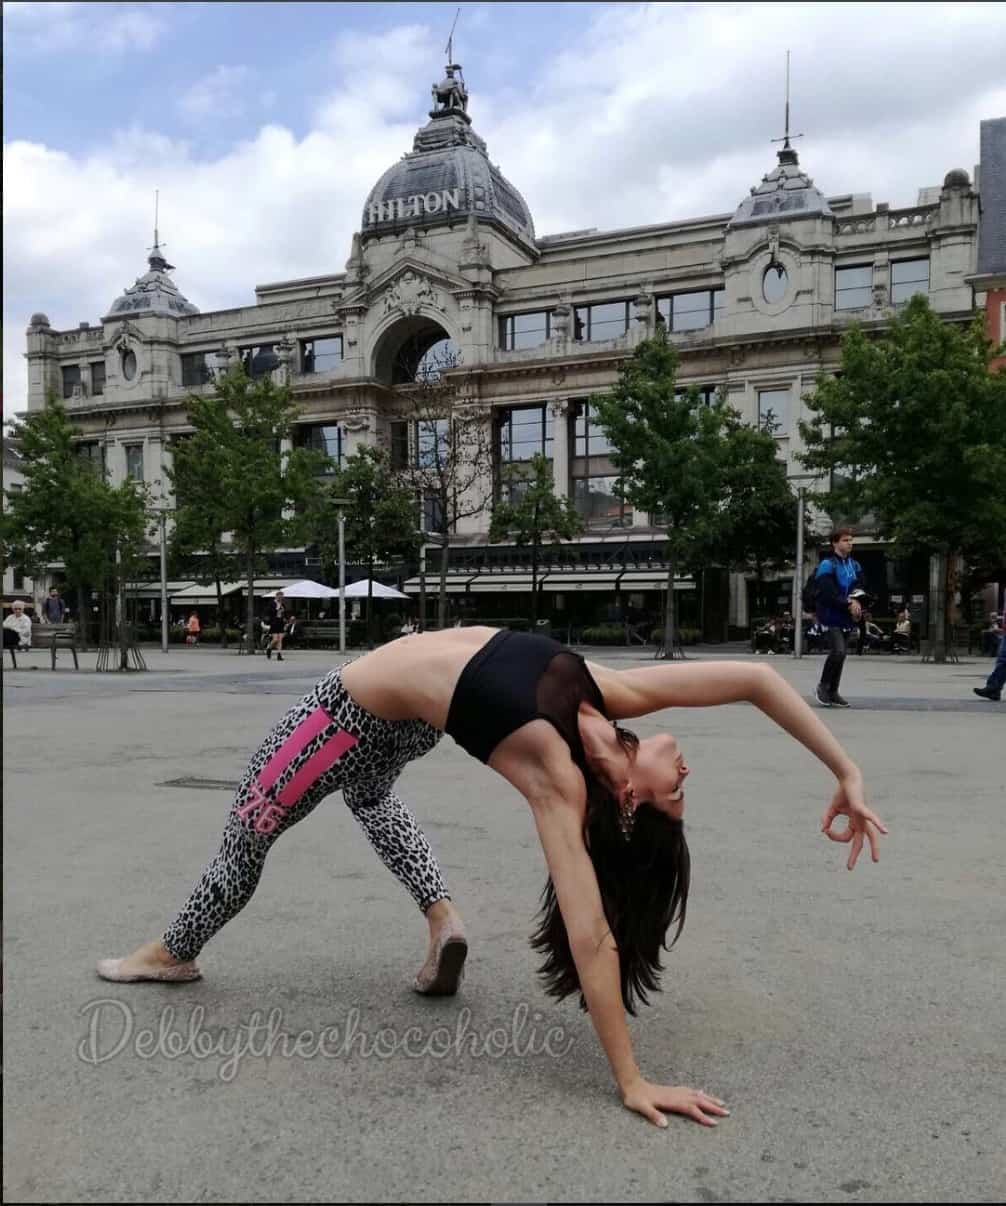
left=21, top=63, right=983, bottom=633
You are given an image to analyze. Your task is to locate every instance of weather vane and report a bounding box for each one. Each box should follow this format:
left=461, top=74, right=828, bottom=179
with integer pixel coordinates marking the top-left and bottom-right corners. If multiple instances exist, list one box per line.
left=445, top=6, right=460, bottom=63
left=770, top=50, right=804, bottom=153
left=148, top=189, right=165, bottom=256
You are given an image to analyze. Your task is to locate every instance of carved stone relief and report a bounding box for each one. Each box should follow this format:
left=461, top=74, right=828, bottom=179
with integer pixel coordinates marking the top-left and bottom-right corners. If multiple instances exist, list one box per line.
left=382, top=270, right=442, bottom=318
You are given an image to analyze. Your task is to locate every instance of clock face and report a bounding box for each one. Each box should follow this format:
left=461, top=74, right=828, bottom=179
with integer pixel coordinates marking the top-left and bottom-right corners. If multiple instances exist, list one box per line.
left=121, top=348, right=137, bottom=381
left=763, top=264, right=788, bottom=304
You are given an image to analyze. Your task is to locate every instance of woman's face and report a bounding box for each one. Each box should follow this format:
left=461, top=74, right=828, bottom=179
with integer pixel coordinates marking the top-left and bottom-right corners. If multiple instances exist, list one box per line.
left=626, top=733, right=690, bottom=820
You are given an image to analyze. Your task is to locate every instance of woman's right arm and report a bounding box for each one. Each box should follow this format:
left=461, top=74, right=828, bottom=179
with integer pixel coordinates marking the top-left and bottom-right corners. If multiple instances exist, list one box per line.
left=528, top=778, right=728, bottom=1128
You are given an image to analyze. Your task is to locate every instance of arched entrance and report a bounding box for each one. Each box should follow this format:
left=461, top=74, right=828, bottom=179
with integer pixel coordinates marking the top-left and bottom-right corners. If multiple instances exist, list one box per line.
left=373, top=317, right=457, bottom=384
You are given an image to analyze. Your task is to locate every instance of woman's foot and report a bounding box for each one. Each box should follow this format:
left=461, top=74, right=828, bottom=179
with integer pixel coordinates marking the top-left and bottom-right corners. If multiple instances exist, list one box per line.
left=414, top=901, right=467, bottom=996
left=96, top=939, right=201, bottom=983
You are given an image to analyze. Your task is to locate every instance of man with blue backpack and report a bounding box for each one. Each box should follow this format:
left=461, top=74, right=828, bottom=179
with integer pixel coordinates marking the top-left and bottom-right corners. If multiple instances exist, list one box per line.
left=803, top=528, right=865, bottom=708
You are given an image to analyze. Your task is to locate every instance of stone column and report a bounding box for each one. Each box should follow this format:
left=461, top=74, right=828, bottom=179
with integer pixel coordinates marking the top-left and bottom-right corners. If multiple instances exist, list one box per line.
left=548, top=399, right=571, bottom=501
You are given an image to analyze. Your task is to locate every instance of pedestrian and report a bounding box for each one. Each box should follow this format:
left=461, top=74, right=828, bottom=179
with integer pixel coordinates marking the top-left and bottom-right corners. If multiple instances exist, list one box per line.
left=185, top=612, right=201, bottom=646
left=812, top=529, right=865, bottom=708
left=97, top=625, right=886, bottom=1129
left=266, top=590, right=286, bottom=661
left=41, top=586, right=66, bottom=624
left=893, top=609, right=912, bottom=654
left=974, top=608, right=1005, bottom=702
left=3, top=600, right=33, bottom=650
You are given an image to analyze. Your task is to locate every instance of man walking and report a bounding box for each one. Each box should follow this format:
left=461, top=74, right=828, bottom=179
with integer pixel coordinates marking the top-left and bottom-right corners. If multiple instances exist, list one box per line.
left=41, top=586, right=65, bottom=624
left=973, top=607, right=1005, bottom=702
left=813, top=528, right=864, bottom=709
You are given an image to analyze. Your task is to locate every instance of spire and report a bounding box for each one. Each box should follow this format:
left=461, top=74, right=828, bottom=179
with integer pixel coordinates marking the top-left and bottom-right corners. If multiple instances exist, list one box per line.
left=147, top=189, right=175, bottom=272
left=770, top=51, right=803, bottom=167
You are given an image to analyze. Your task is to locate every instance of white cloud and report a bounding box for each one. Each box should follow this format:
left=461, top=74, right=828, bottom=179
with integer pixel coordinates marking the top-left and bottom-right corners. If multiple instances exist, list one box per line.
left=2, top=1, right=165, bottom=54
left=4, top=1, right=1006, bottom=418
left=178, top=66, right=253, bottom=121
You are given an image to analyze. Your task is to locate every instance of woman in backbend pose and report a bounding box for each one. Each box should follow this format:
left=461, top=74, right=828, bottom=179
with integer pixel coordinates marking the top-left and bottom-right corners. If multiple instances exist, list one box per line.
left=97, top=626, right=887, bottom=1128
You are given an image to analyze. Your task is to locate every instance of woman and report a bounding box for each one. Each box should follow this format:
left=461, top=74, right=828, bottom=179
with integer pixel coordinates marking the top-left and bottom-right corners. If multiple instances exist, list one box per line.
left=96, top=626, right=887, bottom=1128
left=266, top=590, right=286, bottom=661
left=185, top=612, right=201, bottom=646
left=3, top=600, right=33, bottom=650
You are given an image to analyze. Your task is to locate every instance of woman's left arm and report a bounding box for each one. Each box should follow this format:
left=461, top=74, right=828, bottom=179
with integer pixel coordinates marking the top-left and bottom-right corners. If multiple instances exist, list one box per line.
left=589, top=660, right=888, bottom=869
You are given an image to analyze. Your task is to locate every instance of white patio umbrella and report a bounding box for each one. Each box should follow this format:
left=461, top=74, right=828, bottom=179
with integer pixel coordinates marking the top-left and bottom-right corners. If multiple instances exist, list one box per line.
left=275, top=580, right=341, bottom=599
left=341, top=579, right=409, bottom=600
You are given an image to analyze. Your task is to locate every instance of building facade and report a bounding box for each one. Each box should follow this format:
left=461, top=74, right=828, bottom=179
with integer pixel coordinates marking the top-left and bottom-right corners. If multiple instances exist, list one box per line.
left=21, top=64, right=984, bottom=633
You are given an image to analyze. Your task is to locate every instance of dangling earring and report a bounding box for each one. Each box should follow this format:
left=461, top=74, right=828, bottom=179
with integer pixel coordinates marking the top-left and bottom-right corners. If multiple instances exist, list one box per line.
left=618, top=790, right=636, bottom=842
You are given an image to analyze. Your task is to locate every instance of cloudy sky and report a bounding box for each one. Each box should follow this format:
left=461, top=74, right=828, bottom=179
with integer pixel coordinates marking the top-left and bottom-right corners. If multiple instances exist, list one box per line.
left=4, top=0, right=1005, bottom=418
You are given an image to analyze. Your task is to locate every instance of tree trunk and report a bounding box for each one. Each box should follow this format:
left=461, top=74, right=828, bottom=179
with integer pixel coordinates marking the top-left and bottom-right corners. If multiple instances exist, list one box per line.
left=246, top=545, right=257, bottom=654
left=215, top=573, right=227, bottom=648
left=925, top=549, right=949, bottom=663
left=438, top=538, right=449, bottom=630
left=662, top=538, right=679, bottom=659
left=76, top=583, right=90, bottom=650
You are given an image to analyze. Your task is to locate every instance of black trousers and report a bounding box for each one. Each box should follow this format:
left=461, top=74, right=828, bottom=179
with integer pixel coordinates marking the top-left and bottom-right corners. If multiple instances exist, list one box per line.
left=820, top=627, right=850, bottom=695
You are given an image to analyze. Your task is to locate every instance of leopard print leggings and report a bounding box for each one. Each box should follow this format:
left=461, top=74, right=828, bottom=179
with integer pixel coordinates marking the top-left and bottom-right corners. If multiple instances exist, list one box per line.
left=161, top=667, right=447, bottom=962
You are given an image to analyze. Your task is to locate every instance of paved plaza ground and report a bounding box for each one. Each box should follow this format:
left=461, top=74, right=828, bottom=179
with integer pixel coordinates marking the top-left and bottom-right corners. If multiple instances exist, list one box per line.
left=2, top=641, right=1003, bottom=1203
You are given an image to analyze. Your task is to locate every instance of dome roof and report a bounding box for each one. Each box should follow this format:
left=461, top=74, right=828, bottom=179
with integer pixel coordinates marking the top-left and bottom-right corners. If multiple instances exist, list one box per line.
left=361, top=64, right=534, bottom=246
left=728, top=142, right=832, bottom=229
left=104, top=242, right=199, bottom=320
left=28, top=312, right=50, bottom=328
left=943, top=168, right=970, bottom=188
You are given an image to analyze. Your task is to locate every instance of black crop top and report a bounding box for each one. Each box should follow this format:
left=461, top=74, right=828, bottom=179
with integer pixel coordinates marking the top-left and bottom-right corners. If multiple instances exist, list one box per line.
left=444, top=629, right=608, bottom=768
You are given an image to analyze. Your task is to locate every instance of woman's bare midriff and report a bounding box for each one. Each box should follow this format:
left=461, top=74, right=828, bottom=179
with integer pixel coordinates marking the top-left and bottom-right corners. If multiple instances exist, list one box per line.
left=339, top=626, right=500, bottom=729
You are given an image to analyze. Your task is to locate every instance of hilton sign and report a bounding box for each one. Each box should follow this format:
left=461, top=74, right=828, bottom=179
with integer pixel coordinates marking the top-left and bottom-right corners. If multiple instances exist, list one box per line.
left=367, top=189, right=462, bottom=224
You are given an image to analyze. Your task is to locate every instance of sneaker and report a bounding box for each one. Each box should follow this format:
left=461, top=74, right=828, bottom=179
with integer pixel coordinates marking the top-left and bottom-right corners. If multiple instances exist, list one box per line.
left=831, top=692, right=851, bottom=708
left=814, top=684, right=833, bottom=707
left=973, top=686, right=1002, bottom=701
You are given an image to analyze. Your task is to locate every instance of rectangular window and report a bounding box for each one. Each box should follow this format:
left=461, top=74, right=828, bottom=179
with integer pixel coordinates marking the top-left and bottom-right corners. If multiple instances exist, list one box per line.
left=573, top=301, right=631, bottom=343
left=294, top=423, right=342, bottom=471
left=573, top=476, right=632, bottom=528
left=390, top=420, right=409, bottom=470
left=500, top=311, right=552, bottom=351
left=125, top=444, right=145, bottom=482
left=12, top=565, right=24, bottom=590
left=300, top=336, right=343, bottom=374
left=76, top=441, right=105, bottom=474
left=834, top=265, right=872, bottom=310
left=656, top=289, right=724, bottom=333
left=61, top=365, right=81, bottom=399
left=240, top=345, right=279, bottom=378
left=674, top=384, right=719, bottom=408
left=422, top=491, right=446, bottom=534
left=181, top=352, right=212, bottom=387
left=758, top=388, right=790, bottom=435
left=891, top=258, right=929, bottom=304
left=417, top=418, right=451, bottom=470
left=498, top=405, right=553, bottom=464
left=90, top=360, right=106, bottom=396
left=573, top=400, right=615, bottom=458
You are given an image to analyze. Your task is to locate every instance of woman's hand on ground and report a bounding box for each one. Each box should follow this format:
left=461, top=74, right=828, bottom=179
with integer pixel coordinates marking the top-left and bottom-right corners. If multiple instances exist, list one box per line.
left=621, top=1078, right=729, bottom=1128
left=821, top=774, right=889, bottom=869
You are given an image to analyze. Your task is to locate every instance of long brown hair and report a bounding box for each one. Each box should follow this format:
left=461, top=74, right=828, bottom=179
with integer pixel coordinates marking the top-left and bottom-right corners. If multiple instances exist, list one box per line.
left=529, top=725, right=690, bottom=1015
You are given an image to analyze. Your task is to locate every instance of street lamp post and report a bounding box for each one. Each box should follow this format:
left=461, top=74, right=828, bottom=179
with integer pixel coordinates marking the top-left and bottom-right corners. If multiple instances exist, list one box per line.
left=418, top=530, right=446, bottom=631
left=330, top=497, right=351, bottom=655
left=787, top=474, right=817, bottom=659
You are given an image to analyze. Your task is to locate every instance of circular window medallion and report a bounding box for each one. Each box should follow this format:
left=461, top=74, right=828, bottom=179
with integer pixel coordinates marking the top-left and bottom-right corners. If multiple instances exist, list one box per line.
left=762, top=264, right=788, bottom=304
left=121, top=348, right=137, bottom=381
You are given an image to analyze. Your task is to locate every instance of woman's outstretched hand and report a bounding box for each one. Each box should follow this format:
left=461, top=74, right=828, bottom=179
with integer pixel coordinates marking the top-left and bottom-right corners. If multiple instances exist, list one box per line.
left=821, top=774, right=889, bottom=869
left=621, top=1078, right=729, bottom=1128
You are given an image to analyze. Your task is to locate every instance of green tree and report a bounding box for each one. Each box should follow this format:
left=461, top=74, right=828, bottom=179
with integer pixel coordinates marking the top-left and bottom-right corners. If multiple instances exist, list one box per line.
left=799, top=294, right=1006, bottom=661
left=2, top=397, right=148, bottom=653
left=489, top=452, right=583, bottom=623
left=173, top=368, right=329, bottom=652
left=591, top=331, right=741, bottom=657
left=313, top=446, right=419, bottom=645
left=168, top=434, right=242, bottom=647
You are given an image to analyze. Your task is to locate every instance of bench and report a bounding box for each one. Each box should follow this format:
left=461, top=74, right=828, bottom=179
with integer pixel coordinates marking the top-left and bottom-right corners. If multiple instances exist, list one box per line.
left=6, top=623, right=79, bottom=670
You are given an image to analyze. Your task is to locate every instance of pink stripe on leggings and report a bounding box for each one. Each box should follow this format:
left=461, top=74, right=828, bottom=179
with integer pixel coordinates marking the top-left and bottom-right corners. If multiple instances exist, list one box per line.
left=275, top=729, right=358, bottom=807
left=258, top=707, right=332, bottom=791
